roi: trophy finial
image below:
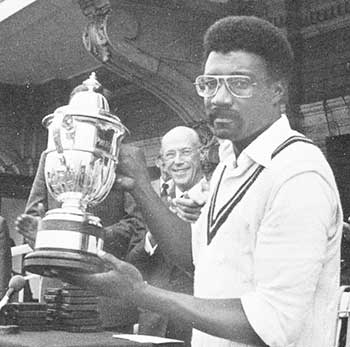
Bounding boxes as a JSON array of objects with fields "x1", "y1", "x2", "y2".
[
  {"x1": 69, "y1": 72, "x2": 109, "y2": 112},
  {"x1": 83, "y1": 72, "x2": 102, "y2": 92}
]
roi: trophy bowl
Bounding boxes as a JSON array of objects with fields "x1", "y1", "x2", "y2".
[{"x1": 24, "y1": 73, "x2": 128, "y2": 277}]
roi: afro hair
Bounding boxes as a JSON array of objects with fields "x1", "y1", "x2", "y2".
[{"x1": 203, "y1": 16, "x2": 294, "y2": 81}]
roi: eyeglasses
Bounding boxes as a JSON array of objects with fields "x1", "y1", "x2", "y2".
[
  {"x1": 163, "y1": 148, "x2": 198, "y2": 162},
  {"x1": 194, "y1": 75, "x2": 258, "y2": 98}
]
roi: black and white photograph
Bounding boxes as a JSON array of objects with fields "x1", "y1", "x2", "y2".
[{"x1": 0, "y1": 1, "x2": 350, "y2": 346}]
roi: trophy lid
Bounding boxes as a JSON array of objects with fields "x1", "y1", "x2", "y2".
[
  {"x1": 43, "y1": 73, "x2": 127, "y2": 132},
  {"x1": 68, "y1": 72, "x2": 109, "y2": 112}
]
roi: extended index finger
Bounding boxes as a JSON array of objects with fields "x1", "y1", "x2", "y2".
[{"x1": 174, "y1": 197, "x2": 202, "y2": 208}]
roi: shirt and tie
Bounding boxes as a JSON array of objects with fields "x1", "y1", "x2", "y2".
[{"x1": 160, "y1": 182, "x2": 170, "y2": 200}]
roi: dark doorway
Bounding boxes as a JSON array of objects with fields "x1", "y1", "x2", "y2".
[{"x1": 326, "y1": 134, "x2": 350, "y2": 220}]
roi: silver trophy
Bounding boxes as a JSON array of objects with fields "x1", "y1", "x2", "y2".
[{"x1": 24, "y1": 73, "x2": 128, "y2": 276}]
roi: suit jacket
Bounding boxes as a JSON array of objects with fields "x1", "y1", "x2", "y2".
[
  {"x1": 126, "y1": 180, "x2": 193, "y2": 345},
  {"x1": 0, "y1": 216, "x2": 12, "y2": 300},
  {"x1": 150, "y1": 178, "x2": 161, "y2": 196},
  {"x1": 25, "y1": 152, "x2": 147, "y2": 329}
]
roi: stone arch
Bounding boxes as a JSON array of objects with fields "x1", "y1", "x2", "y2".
[{"x1": 81, "y1": 1, "x2": 212, "y2": 124}]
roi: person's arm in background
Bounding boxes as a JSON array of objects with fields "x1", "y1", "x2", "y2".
[
  {"x1": 24, "y1": 151, "x2": 59, "y2": 215},
  {"x1": 126, "y1": 229, "x2": 167, "y2": 280},
  {"x1": 15, "y1": 152, "x2": 52, "y2": 247},
  {"x1": 0, "y1": 217, "x2": 12, "y2": 298},
  {"x1": 103, "y1": 191, "x2": 147, "y2": 262},
  {"x1": 24, "y1": 152, "x2": 49, "y2": 216},
  {"x1": 122, "y1": 188, "x2": 172, "y2": 278},
  {"x1": 102, "y1": 188, "x2": 163, "y2": 283}
]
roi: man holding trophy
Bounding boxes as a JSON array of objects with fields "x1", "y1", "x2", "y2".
[
  {"x1": 15, "y1": 14, "x2": 343, "y2": 347},
  {"x1": 56, "y1": 15, "x2": 342, "y2": 347}
]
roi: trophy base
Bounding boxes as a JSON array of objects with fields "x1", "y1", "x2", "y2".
[
  {"x1": 23, "y1": 209, "x2": 105, "y2": 278},
  {"x1": 24, "y1": 249, "x2": 104, "y2": 277}
]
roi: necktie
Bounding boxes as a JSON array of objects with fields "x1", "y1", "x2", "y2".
[{"x1": 160, "y1": 182, "x2": 169, "y2": 200}]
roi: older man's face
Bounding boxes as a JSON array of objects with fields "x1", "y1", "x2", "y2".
[{"x1": 162, "y1": 133, "x2": 202, "y2": 192}]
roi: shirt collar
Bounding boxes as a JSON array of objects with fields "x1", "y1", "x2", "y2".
[
  {"x1": 242, "y1": 115, "x2": 295, "y2": 168},
  {"x1": 175, "y1": 185, "x2": 183, "y2": 198},
  {"x1": 218, "y1": 139, "x2": 237, "y2": 170}
]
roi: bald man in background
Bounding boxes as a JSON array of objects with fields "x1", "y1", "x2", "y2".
[{"x1": 127, "y1": 126, "x2": 207, "y2": 346}]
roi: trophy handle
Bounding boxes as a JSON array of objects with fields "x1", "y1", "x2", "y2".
[{"x1": 52, "y1": 111, "x2": 76, "y2": 166}]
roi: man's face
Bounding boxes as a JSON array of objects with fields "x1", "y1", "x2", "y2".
[
  {"x1": 162, "y1": 133, "x2": 202, "y2": 192},
  {"x1": 203, "y1": 50, "x2": 281, "y2": 144}
]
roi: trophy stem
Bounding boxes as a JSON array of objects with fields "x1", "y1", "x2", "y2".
[{"x1": 59, "y1": 192, "x2": 88, "y2": 212}]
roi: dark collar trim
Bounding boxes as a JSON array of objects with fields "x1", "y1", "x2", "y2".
[{"x1": 206, "y1": 135, "x2": 314, "y2": 246}]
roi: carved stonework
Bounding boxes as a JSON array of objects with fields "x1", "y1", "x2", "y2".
[
  {"x1": 83, "y1": 16, "x2": 111, "y2": 63},
  {"x1": 80, "y1": 0, "x2": 112, "y2": 63},
  {"x1": 264, "y1": 0, "x2": 350, "y2": 35},
  {"x1": 78, "y1": 0, "x2": 204, "y2": 124},
  {"x1": 78, "y1": 0, "x2": 111, "y2": 19},
  {"x1": 112, "y1": 9, "x2": 139, "y2": 40},
  {"x1": 301, "y1": 1, "x2": 350, "y2": 27}
]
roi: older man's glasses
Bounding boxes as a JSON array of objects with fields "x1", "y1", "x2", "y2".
[
  {"x1": 194, "y1": 75, "x2": 258, "y2": 98},
  {"x1": 163, "y1": 148, "x2": 197, "y2": 162}
]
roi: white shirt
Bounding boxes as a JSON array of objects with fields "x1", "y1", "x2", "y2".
[
  {"x1": 191, "y1": 116, "x2": 343, "y2": 347},
  {"x1": 217, "y1": 138, "x2": 234, "y2": 162}
]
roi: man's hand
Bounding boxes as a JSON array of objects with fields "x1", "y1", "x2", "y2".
[
  {"x1": 172, "y1": 196, "x2": 203, "y2": 223},
  {"x1": 15, "y1": 203, "x2": 45, "y2": 249},
  {"x1": 115, "y1": 144, "x2": 152, "y2": 191},
  {"x1": 15, "y1": 214, "x2": 38, "y2": 249},
  {"x1": 171, "y1": 178, "x2": 209, "y2": 223},
  {"x1": 59, "y1": 250, "x2": 146, "y2": 302}
]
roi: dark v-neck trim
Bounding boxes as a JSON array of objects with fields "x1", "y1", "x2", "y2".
[{"x1": 207, "y1": 135, "x2": 314, "y2": 245}]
